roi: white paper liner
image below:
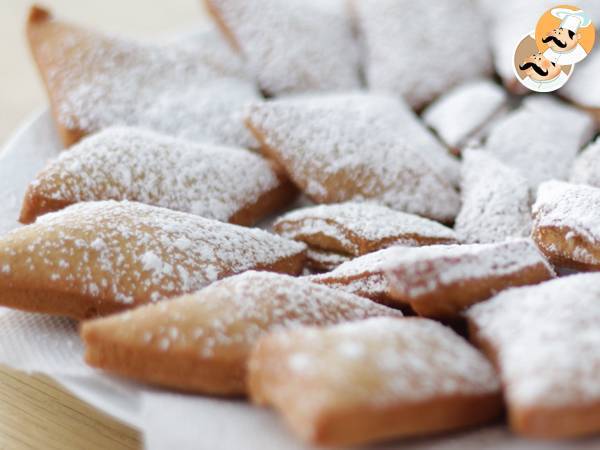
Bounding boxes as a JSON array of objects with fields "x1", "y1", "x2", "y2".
[{"x1": 141, "y1": 390, "x2": 600, "y2": 450}]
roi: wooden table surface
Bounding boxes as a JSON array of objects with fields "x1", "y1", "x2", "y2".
[{"x1": 1, "y1": 1, "x2": 206, "y2": 448}]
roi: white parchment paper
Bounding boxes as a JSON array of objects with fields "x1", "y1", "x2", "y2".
[{"x1": 1, "y1": 110, "x2": 598, "y2": 449}]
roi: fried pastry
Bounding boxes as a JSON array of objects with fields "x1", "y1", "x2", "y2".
[
  {"x1": 248, "y1": 317, "x2": 502, "y2": 447},
  {"x1": 0, "y1": 201, "x2": 306, "y2": 319},
  {"x1": 308, "y1": 247, "x2": 404, "y2": 306},
  {"x1": 484, "y1": 96, "x2": 596, "y2": 188},
  {"x1": 81, "y1": 271, "x2": 401, "y2": 394},
  {"x1": 570, "y1": 139, "x2": 600, "y2": 188},
  {"x1": 467, "y1": 274, "x2": 600, "y2": 439},
  {"x1": 455, "y1": 150, "x2": 532, "y2": 244},
  {"x1": 532, "y1": 180, "x2": 600, "y2": 271},
  {"x1": 384, "y1": 239, "x2": 554, "y2": 320},
  {"x1": 27, "y1": 6, "x2": 258, "y2": 147},
  {"x1": 304, "y1": 249, "x2": 350, "y2": 273},
  {"x1": 353, "y1": 0, "x2": 492, "y2": 109},
  {"x1": 205, "y1": 0, "x2": 360, "y2": 96},
  {"x1": 422, "y1": 79, "x2": 508, "y2": 154},
  {"x1": 246, "y1": 94, "x2": 461, "y2": 222},
  {"x1": 273, "y1": 202, "x2": 457, "y2": 257},
  {"x1": 20, "y1": 127, "x2": 296, "y2": 226}
]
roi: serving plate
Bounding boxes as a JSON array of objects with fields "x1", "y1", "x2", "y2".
[{"x1": 0, "y1": 109, "x2": 143, "y2": 429}]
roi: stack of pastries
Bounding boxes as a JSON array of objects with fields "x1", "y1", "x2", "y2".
[{"x1": 4, "y1": 1, "x2": 600, "y2": 446}]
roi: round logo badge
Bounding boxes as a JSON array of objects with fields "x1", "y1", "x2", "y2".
[{"x1": 513, "y1": 5, "x2": 595, "y2": 93}]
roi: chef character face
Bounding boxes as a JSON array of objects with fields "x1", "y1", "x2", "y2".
[
  {"x1": 542, "y1": 27, "x2": 581, "y2": 52},
  {"x1": 518, "y1": 53, "x2": 561, "y2": 81}
]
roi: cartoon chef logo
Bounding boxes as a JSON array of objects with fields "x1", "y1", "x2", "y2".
[
  {"x1": 539, "y1": 7, "x2": 595, "y2": 65},
  {"x1": 513, "y1": 5, "x2": 595, "y2": 93}
]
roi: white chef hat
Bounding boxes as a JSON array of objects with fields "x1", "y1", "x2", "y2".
[{"x1": 551, "y1": 8, "x2": 592, "y2": 33}]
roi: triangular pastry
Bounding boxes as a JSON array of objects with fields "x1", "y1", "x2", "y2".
[
  {"x1": 248, "y1": 317, "x2": 502, "y2": 447},
  {"x1": 308, "y1": 247, "x2": 404, "y2": 306},
  {"x1": 467, "y1": 274, "x2": 600, "y2": 438},
  {"x1": 27, "y1": 6, "x2": 258, "y2": 147},
  {"x1": 422, "y1": 79, "x2": 508, "y2": 154},
  {"x1": 81, "y1": 271, "x2": 401, "y2": 394},
  {"x1": 205, "y1": 0, "x2": 360, "y2": 96},
  {"x1": 570, "y1": 139, "x2": 600, "y2": 188},
  {"x1": 384, "y1": 239, "x2": 554, "y2": 319},
  {"x1": 304, "y1": 249, "x2": 351, "y2": 273},
  {"x1": 532, "y1": 180, "x2": 600, "y2": 271},
  {"x1": 246, "y1": 94, "x2": 461, "y2": 222},
  {"x1": 454, "y1": 150, "x2": 532, "y2": 244},
  {"x1": 353, "y1": 0, "x2": 493, "y2": 108},
  {"x1": 484, "y1": 96, "x2": 596, "y2": 188},
  {"x1": 0, "y1": 201, "x2": 306, "y2": 319},
  {"x1": 20, "y1": 127, "x2": 297, "y2": 226},
  {"x1": 273, "y1": 202, "x2": 457, "y2": 257}
]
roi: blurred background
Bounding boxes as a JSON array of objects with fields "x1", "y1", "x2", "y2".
[{"x1": 1, "y1": 0, "x2": 205, "y2": 144}]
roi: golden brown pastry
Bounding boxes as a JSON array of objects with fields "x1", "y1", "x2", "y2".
[
  {"x1": 81, "y1": 271, "x2": 402, "y2": 394},
  {"x1": 385, "y1": 239, "x2": 555, "y2": 320},
  {"x1": 246, "y1": 93, "x2": 460, "y2": 222},
  {"x1": 273, "y1": 202, "x2": 457, "y2": 257},
  {"x1": 467, "y1": 274, "x2": 600, "y2": 439},
  {"x1": 27, "y1": 6, "x2": 258, "y2": 147},
  {"x1": 308, "y1": 247, "x2": 403, "y2": 306},
  {"x1": 248, "y1": 317, "x2": 502, "y2": 447},
  {"x1": 0, "y1": 201, "x2": 305, "y2": 319},
  {"x1": 20, "y1": 127, "x2": 296, "y2": 226},
  {"x1": 532, "y1": 180, "x2": 600, "y2": 271}
]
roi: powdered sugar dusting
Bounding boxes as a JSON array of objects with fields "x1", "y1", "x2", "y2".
[
  {"x1": 384, "y1": 239, "x2": 553, "y2": 299},
  {"x1": 484, "y1": 96, "x2": 596, "y2": 188},
  {"x1": 274, "y1": 202, "x2": 457, "y2": 255},
  {"x1": 570, "y1": 139, "x2": 600, "y2": 188},
  {"x1": 305, "y1": 249, "x2": 350, "y2": 272},
  {"x1": 247, "y1": 93, "x2": 460, "y2": 222},
  {"x1": 422, "y1": 79, "x2": 507, "y2": 150},
  {"x1": 532, "y1": 181, "x2": 600, "y2": 265},
  {"x1": 90, "y1": 271, "x2": 401, "y2": 357},
  {"x1": 455, "y1": 150, "x2": 532, "y2": 244},
  {"x1": 207, "y1": 0, "x2": 360, "y2": 95},
  {"x1": 34, "y1": 17, "x2": 258, "y2": 147},
  {"x1": 467, "y1": 273, "x2": 600, "y2": 407},
  {"x1": 354, "y1": 0, "x2": 492, "y2": 108},
  {"x1": 0, "y1": 201, "x2": 306, "y2": 307},
  {"x1": 308, "y1": 246, "x2": 404, "y2": 299},
  {"x1": 28, "y1": 127, "x2": 282, "y2": 222},
  {"x1": 256, "y1": 317, "x2": 499, "y2": 406}
]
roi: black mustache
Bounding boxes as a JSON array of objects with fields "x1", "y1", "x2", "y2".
[
  {"x1": 542, "y1": 35, "x2": 567, "y2": 48},
  {"x1": 519, "y1": 62, "x2": 549, "y2": 76}
]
